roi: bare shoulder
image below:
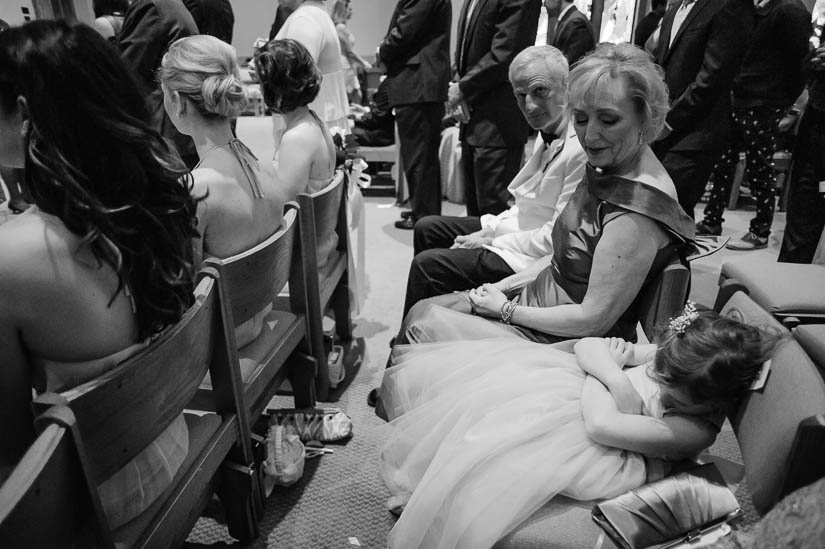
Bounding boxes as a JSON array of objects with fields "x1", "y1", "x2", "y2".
[
  {"x1": 281, "y1": 119, "x2": 324, "y2": 152},
  {"x1": 602, "y1": 212, "x2": 670, "y2": 250}
]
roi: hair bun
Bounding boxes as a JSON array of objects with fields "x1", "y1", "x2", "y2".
[{"x1": 201, "y1": 73, "x2": 247, "y2": 118}]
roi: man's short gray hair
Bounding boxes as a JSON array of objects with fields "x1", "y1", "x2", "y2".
[{"x1": 509, "y1": 45, "x2": 569, "y2": 86}]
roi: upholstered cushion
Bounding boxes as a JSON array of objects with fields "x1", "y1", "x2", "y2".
[
  {"x1": 493, "y1": 496, "x2": 617, "y2": 549},
  {"x1": 721, "y1": 292, "x2": 825, "y2": 515},
  {"x1": 721, "y1": 258, "x2": 825, "y2": 316},
  {"x1": 794, "y1": 325, "x2": 825, "y2": 373},
  {"x1": 113, "y1": 413, "x2": 222, "y2": 546}
]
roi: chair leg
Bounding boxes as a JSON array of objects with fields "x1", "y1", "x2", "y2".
[
  {"x1": 332, "y1": 281, "x2": 353, "y2": 341},
  {"x1": 217, "y1": 460, "x2": 260, "y2": 543},
  {"x1": 288, "y1": 352, "x2": 317, "y2": 409}
]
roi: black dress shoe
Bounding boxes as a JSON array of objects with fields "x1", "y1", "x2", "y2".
[
  {"x1": 400, "y1": 209, "x2": 414, "y2": 220},
  {"x1": 695, "y1": 220, "x2": 722, "y2": 236},
  {"x1": 394, "y1": 217, "x2": 416, "y2": 230},
  {"x1": 367, "y1": 388, "x2": 379, "y2": 407}
]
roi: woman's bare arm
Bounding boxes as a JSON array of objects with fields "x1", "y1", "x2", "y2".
[
  {"x1": 274, "y1": 124, "x2": 317, "y2": 200},
  {"x1": 581, "y1": 377, "x2": 717, "y2": 460},
  {"x1": 470, "y1": 213, "x2": 670, "y2": 336}
]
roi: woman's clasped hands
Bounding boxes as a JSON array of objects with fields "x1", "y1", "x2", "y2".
[{"x1": 468, "y1": 283, "x2": 508, "y2": 317}]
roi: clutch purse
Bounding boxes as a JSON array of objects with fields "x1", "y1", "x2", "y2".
[{"x1": 592, "y1": 463, "x2": 741, "y2": 549}]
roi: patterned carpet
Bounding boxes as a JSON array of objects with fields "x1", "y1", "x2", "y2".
[{"x1": 183, "y1": 197, "x2": 779, "y2": 548}]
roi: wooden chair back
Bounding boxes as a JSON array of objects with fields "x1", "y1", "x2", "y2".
[
  {"x1": 721, "y1": 291, "x2": 825, "y2": 515},
  {"x1": 32, "y1": 277, "x2": 220, "y2": 486},
  {"x1": 636, "y1": 253, "x2": 691, "y2": 341},
  {"x1": 0, "y1": 405, "x2": 113, "y2": 549},
  {"x1": 203, "y1": 205, "x2": 306, "y2": 328},
  {"x1": 298, "y1": 170, "x2": 348, "y2": 263}
]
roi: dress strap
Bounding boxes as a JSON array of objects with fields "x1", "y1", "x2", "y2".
[
  {"x1": 227, "y1": 138, "x2": 265, "y2": 199},
  {"x1": 308, "y1": 109, "x2": 338, "y2": 173}
]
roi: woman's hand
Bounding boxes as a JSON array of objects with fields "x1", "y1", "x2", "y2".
[
  {"x1": 468, "y1": 283, "x2": 508, "y2": 318},
  {"x1": 606, "y1": 337, "x2": 633, "y2": 368}
]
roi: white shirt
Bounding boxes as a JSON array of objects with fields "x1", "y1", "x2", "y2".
[
  {"x1": 670, "y1": 0, "x2": 697, "y2": 47},
  {"x1": 479, "y1": 124, "x2": 586, "y2": 272}
]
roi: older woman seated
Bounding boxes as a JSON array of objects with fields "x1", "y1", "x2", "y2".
[
  {"x1": 0, "y1": 20, "x2": 199, "y2": 528},
  {"x1": 160, "y1": 35, "x2": 287, "y2": 261},
  {"x1": 396, "y1": 42, "x2": 694, "y2": 347}
]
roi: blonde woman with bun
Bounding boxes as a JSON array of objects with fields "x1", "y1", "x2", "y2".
[{"x1": 161, "y1": 35, "x2": 287, "y2": 262}]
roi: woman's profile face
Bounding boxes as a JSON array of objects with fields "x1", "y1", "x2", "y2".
[{"x1": 571, "y1": 76, "x2": 645, "y2": 174}]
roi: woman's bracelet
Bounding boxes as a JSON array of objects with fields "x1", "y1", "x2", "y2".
[{"x1": 500, "y1": 299, "x2": 517, "y2": 324}]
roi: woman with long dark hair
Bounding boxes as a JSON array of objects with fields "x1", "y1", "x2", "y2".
[{"x1": 0, "y1": 20, "x2": 199, "y2": 528}]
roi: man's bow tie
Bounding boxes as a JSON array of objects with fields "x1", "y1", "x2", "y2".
[{"x1": 541, "y1": 131, "x2": 558, "y2": 145}]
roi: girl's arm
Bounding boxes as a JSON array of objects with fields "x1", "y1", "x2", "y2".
[
  {"x1": 470, "y1": 213, "x2": 670, "y2": 337},
  {"x1": 581, "y1": 377, "x2": 717, "y2": 461},
  {"x1": 574, "y1": 338, "x2": 644, "y2": 415}
]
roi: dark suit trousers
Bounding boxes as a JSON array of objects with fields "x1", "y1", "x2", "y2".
[
  {"x1": 396, "y1": 103, "x2": 445, "y2": 219},
  {"x1": 461, "y1": 143, "x2": 523, "y2": 216},
  {"x1": 779, "y1": 107, "x2": 825, "y2": 263},
  {"x1": 653, "y1": 143, "x2": 722, "y2": 218},
  {"x1": 404, "y1": 215, "x2": 513, "y2": 315}
]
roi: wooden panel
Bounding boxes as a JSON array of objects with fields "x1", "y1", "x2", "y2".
[
  {"x1": 34, "y1": 278, "x2": 217, "y2": 484},
  {"x1": 208, "y1": 206, "x2": 298, "y2": 326}
]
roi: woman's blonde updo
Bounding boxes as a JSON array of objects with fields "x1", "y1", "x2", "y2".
[
  {"x1": 161, "y1": 35, "x2": 247, "y2": 119},
  {"x1": 568, "y1": 43, "x2": 669, "y2": 144}
]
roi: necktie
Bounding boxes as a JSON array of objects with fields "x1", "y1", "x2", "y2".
[{"x1": 459, "y1": 0, "x2": 479, "y2": 72}]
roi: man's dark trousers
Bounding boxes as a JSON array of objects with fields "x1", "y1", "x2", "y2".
[
  {"x1": 404, "y1": 215, "x2": 514, "y2": 315},
  {"x1": 396, "y1": 102, "x2": 445, "y2": 219}
]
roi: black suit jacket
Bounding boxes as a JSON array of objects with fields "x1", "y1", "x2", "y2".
[
  {"x1": 120, "y1": 0, "x2": 198, "y2": 163},
  {"x1": 182, "y1": 0, "x2": 234, "y2": 44},
  {"x1": 552, "y1": 6, "x2": 595, "y2": 65},
  {"x1": 654, "y1": 0, "x2": 754, "y2": 152},
  {"x1": 455, "y1": 0, "x2": 541, "y2": 148},
  {"x1": 378, "y1": 0, "x2": 452, "y2": 106}
]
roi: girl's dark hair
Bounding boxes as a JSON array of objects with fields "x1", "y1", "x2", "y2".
[
  {"x1": 254, "y1": 38, "x2": 321, "y2": 113},
  {"x1": 0, "y1": 20, "x2": 199, "y2": 339},
  {"x1": 651, "y1": 310, "x2": 786, "y2": 410}
]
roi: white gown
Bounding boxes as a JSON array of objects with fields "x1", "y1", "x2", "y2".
[{"x1": 378, "y1": 338, "x2": 667, "y2": 549}]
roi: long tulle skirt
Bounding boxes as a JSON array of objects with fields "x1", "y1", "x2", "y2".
[{"x1": 379, "y1": 338, "x2": 653, "y2": 549}]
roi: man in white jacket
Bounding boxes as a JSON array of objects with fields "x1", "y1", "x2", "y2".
[{"x1": 403, "y1": 45, "x2": 586, "y2": 315}]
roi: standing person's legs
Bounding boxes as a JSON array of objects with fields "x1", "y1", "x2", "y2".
[
  {"x1": 472, "y1": 146, "x2": 523, "y2": 216},
  {"x1": 702, "y1": 111, "x2": 744, "y2": 230},
  {"x1": 461, "y1": 142, "x2": 480, "y2": 216},
  {"x1": 395, "y1": 102, "x2": 445, "y2": 221},
  {"x1": 779, "y1": 107, "x2": 825, "y2": 263},
  {"x1": 403, "y1": 247, "x2": 514, "y2": 315},
  {"x1": 657, "y1": 148, "x2": 720, "y2": 218},
  {"x1": 742, "y1": 106, "x2": 786, "y2": 238},
  {"x1": 413, "y1": 215, "x2": 482, "y2": 255}
]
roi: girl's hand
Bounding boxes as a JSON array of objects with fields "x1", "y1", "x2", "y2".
[
  {"x1": 468, "y1": 284, "x2": 508, "y2": 318},
  {"x1": 607, "y1": 337, "x2": 633, "y2": 368}
]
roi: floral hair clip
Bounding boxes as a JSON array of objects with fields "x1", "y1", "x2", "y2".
[{"x1": 669, "y1": 301, "x2": 699, "y2": 336}]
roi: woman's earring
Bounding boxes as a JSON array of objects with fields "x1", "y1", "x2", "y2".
[
  {"x1": 177, "y1": 110, "x2": 184, "y2": 119},
  {"x1": 21, "y1": 120, "x2": 29, "y2": 135},
  {"x1": 638, "y1": 132, "x2": 644, "y2": 145}
]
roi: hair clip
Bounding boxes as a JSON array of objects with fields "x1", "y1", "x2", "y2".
[{"x1": 669, "y1": 301, "x2": 698, "y2": 336}]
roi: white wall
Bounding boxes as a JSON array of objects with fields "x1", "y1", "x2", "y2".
[{"x1": 230, "y1": 0, "x2": 277, "y2": 59}]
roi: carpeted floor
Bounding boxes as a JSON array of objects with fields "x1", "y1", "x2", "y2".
[{"x1": 183, "y1": 194, "x2": 783, "y2": 548}]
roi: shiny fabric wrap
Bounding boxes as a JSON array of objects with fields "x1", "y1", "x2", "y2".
[{"x1": 592, "y1": 463, "x2": 741, "y2": 549}]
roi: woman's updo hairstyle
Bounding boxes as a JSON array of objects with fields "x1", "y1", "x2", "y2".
[
  {"x1": 254, "y1": 38, "x2": 321, "y2": 113},
  {"x1": 161, "y1": 35, "x2": 247, "y2": 119},
  {"x1": 568, "y1": 43, "x2": 669, "y2": 144},
  {"x1": 651, "y1": 310, "x2": 785, "y2": 410}
]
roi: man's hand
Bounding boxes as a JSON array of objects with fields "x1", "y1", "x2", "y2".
[
  {"x1": 451, "y1": 228, "x2": 494, "y2": 249},
  {"x1": 448, "y1": 81, "x2": 462, "y2": 108},
  {"x1": 811, "y1": 46, "x2": 825, "y2": 71},
  {"x1": 468, "y1": 284, "x2": 508, "y2": 318}
]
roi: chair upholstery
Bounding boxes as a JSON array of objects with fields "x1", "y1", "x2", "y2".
[
  {"x1": 636, "y1": 254, "x2": 691, "y2": 341},
  {"x1": 715, "y1": 257, "x2": 825, "y2": 325},
  {"x1": 30, "y1": 277, "x2": 259, "y2": 546},
  {"x1": 720, "y1": 292, "x2": 825, "y2": 515},
  {"x1": 794, "y1": 325, "x2": 825, "y2": 374}
]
